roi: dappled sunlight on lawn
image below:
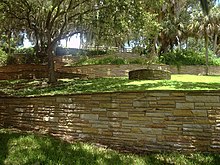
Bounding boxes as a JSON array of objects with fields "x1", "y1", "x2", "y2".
[{"x1": 1, "y1": 75, "x2": 220, "y2": 96}]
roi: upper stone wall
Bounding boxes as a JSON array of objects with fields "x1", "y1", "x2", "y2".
[{"x1": 1, "y1": 64, "x2": 220, "y2": 80}]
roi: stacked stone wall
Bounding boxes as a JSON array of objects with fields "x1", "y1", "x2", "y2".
[
  {"x1": 58, "y1": 65, "x2": 220, "y2": 78},
  {"x1": 1, "y1": 91, "x2": 220, "y2": 152},
  {"x1": 1, "y1": 64, "x2": 220, "y2": 80}
]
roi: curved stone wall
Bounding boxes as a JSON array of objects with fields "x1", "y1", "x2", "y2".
[{"x1": 129, "y1": 69, "x2": 171, "y2": 80}]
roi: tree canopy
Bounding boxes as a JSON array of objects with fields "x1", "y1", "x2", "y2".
[{"x1": 0, "y1": 0, "x2": 220, "y2": 81}]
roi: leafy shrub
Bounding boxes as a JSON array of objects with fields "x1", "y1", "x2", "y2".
[
  {"x1": 75, "y1": 56, "x2": 93, "y2": 65},
  {"x1": 0, "y1": 48, "x2": 8, "y2": 66},
  {"x1": 6, "y1": 55, "x2": 17, "y2": 65},
  {"x1": 128, "y1": 58, "x2": 151, "y2": 65},
  {"x1": 15, "y1": 47, "x2": 35, "y2": 55},
  {"x1": 74, "y1": 56, "x2": 129, "y2": 66},
  {"x1": 211, "y1": 58, "x2": 220, "y2": 66},
  {"x1": 132, "y1": 46, "x2": 145, "y2": 54},
  {"x1": 14, "y1": 47, "x2": 39, "y2": 64},
  {"x1": 72, "y1": 55, "x2": 154, "y2": 66},
  {"x1": 86, "y1": 50, "x2": 107, "y2": 56},
  {"x1": 159, "y1": 49, "x2": 220, "y2": 66},
  {"x1": 96, "y1": 56, "x2": 127, "y2": 65}
]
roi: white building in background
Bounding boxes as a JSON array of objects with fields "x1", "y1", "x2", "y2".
[{"x1": 60, "y1": 34, "x2": 81, "y2": 49}]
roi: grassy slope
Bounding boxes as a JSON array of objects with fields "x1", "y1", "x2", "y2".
[
  {"x1": 0, "y1": 128, "x2": 220, "y2": 165},
  {"x1": 1, "y1": 75, "x2": 220, "y2": 96}
]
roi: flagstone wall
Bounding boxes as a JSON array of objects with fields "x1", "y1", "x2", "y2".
[{"x1": 1, "y1": 91, "x2": 220, "y2": 152}]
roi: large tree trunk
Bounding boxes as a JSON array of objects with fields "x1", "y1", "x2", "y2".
[
  {"x1": 150, "y1": 35, "x2": 158, "y2": 59},
  {"x1": 213, "y1": 33, "x2": 218, "y2": 54},
  {"x1": 7, "y1": 32, "x2": 12, "y2": 56},
  {"x1": 47, "y1": 45, "x2": 57, "y2": 84},
  {"x1": 48, "y1": 51, "x2": 56, "y2": 84},
  {"x1": 205, "y1": 27, "x2": 209, "y2": 75}
]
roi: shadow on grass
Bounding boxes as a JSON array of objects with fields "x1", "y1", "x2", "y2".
[
  {"x1": 0, "y1": 128, "x2": 138, "y2": 165},
  {"x1": 1, "y1": 128, "x2": 220, "y2": 165},
  {"x1": 0, "y1": 129, "x2": 22, "y2": 165},
  {"x1": 2, "y1": 78, "x2": 220, "y2": 96}
]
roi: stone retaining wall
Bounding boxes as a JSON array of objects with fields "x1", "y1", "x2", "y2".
[
  {"x1": 170, "y1": 65, "x2": 220, "y2": 75},
  {"x1": 58, "y1": 65, "x2": 220, "y2": 78},
  {"x1": 1, "y1": 91, "x2": 220, "y2": 152},
  {"x1": 1, "y1": 64, "x2": 220, "y2": 80},
  {"x1": 58, "y1": 64, "x2": 169, "y2": 78},
  {"x1": 0, "y1": 64, "x2": 87, "y2": 80},
  {"x1": 0, "y1": 64, "x2": 48, "y2": 80}
]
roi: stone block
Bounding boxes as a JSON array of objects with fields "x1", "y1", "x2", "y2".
[
  {"x1": 157, "y1": 101, "x2": 175, "y2": 105},
  {"x1": 173, "y1": 110, "x2": 193, "y2": 116},
  {"x1": 109, "y1": 122, "x2": 121, "y2": 128},
  {"x1": 92, "y1": 122, "x2": 108, "y2": 129},
  {"x1": 205, "y1": 103, "x2": 220, "y2": 107},
  {"x1": 59, "y1": 103, "x2": 76, "y2": 109},
  {"x1": 145, "y1": 112, "x2": 164, "y2": 117},
  {"x1": 192, "y1": 110, "x2": 207, "y2": 117},
  {"x1": 43, "y1": 116, "x2": 59, "y2": 122},
  {"x1": 56, "y1": 97, "x2": 73, "y2": 103},
  {"x1": 176, "y1": 103, "x2": 194, "y2": 109},
  {"x1": 171, "y1": 92, "x2": 186, "y2": 96},
  {"x1": 195, "y1": 103, "x2": 205, "y2": 107},
  {"x1": 67, "y1": 114, "x2": 79, "y2": 118},
  {"x1": 83, "y1": 128, "x2": 98, "y2": 134},
  {"x1": 128, "y1": 113, "x2": 145, "y2": 117},
  {"x1": 80, "y1": 114, "x2": 99, "y2": 120},
  {"x1": 129, "y1": 116, "x2": 151, "y2": 121},
  {"x1": 131, "y1": 128, "x2": 141, "y2": 133},
  {"x1": 122, "y1": 121, "x2": 146, "y2": 127},
  {"x1": 107, "y1": 112, "x2": 128, "y2": 118},
  {"x1": 186, "y1": 96, "x2": 219, "y2": 103},
  {"x1": 140, "y1": 128, "x2": 162, "y2": 135},
  {"x1": 100, "y1": 103, "x2": 118, "y2": 108},
  {"x1": 149, "y1": 93, "x2": 170, "y2": 97},
  {"x1": 14, "y1": 108, "x2": 24, "y2": 112},
  {"x1": 92, "y1": 108, "x2": 107, "y2": 112},
  {"x1": 133, "y1": 100, "x2": 148, "y2": 107}
]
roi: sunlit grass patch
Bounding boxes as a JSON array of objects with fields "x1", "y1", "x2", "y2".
[{"x1": 171, "y1": 74, "x2": 220, "y2": 83}]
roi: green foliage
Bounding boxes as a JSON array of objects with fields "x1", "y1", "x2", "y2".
[
  {"x1": 15, "y1": 47, "x2": 35, "y2": 55},
  {"x1": 74, "y1": 56, "x2": 128, "y2": 66},
  {"x1": 132, "y1": 46, "x2": 145, "y2": 54},
  {"x1": 97, "y1": 56, "x2": 127, "y2": 65},
  {"x1": 4, "y1": 47, "x2": 42, "y2": 65},
  {"x1": 0, "y1": 48, "x2": 7, "y2": 66},
  {"x1": 160, "y1": 49, "x2": 220, "y2": 66},
  {"x1": 73, "y1": 55, "x2": 153, "y2": 66},
  {"x1": 5, "y1": 55, "x2": 17, "y2": 65},
  {"x1": 86, "y1": 50, "x2": 107, "y2": 56},
  {"x1": 14, "y1": 47, "x2": 38, "y2": 64},
  {"x1": 128, "y1": 58, "x2": 151, "y2": 65}
]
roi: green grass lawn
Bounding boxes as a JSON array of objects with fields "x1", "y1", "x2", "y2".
[
  {"x1": 0, "y1": 128, "x2": 219, "y2": 165},
  {"x1": 1, "y1": 75, "x2": 220, "y2": 96}
]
